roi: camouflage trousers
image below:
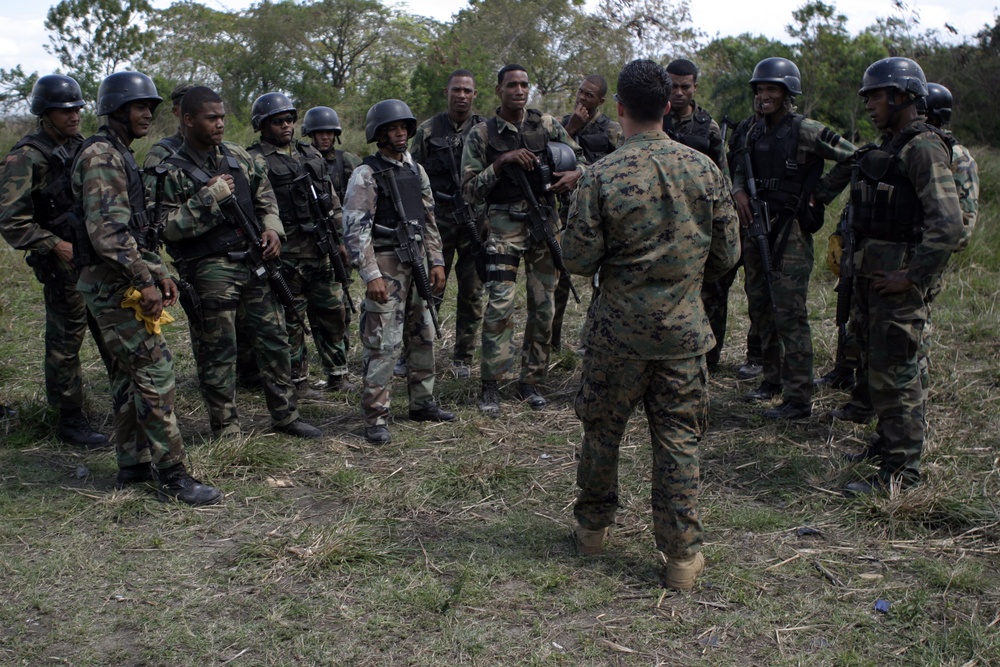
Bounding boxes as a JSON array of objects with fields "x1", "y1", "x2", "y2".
[
  {"x1": 574, "y1": 349, "x2": 707, "y2": 558},
  {"x1": 851, "y1": 241, "x2": 934, "y2": 484},
  {"x1": 481, "y1": 212, "x2": 558, "y2": 384},
  {"x1": 36, "y1": 258, "x2": 113, "y2": 411},
  {"x1": 360, "y1": 251, "x2": 437, "y2": 427},
  {"x1": 282, "y1": 256, "x2": 349, "y2": 382},
  {"x1": 81, "y1": 277, "x2": 185, "y2": 471},
  {"x1": 437, "y1": 217, "x2": 485, "y2": 364},
  {"x1": 744, "y1": 220, "x2": 814, "y2": 403},
  {"x1": 185, "y1": 257, "x2": 299, "y2": 435}
]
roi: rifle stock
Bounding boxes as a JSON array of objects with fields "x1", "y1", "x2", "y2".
[
  {"x1": 741, "y1": 149, "x2": 779, "y2": 313},
  {"x1": 305, "y1": 179, "x2": 357, "y2": 313}
]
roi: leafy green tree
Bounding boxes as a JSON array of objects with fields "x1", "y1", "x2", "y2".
[
  {"x1": 698, "y1": 34, "x2": 793, "y2": 123},
  {"x1": 44, "y1": 0, "x2": 155, "y2": 100},
  {"x1": 0, "y1": 68, "x2": 38, "y2": 116}
]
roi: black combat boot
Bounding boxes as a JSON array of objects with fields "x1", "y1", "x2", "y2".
[
  {"x1": 115, "y1": 463, "x2": 154, "y2": 489},
  {"x1": 155, "y1": 464, "x2": 223, "y2": 506},
  {"x1": 516, "y1": 383, "x2": 547, "y2": 410},
  {"x1": 814, "y1": 365, "x2": 856, "y2": 391},
  {"x1": 479, "y1": 381, "x2": 501, "y2": 416},
  {"x1": 57, "y1": 409, "x2": 109, "y2": 448},
  {"x1": 409, "y1": 402, "x2": 456, "y2": 422}
]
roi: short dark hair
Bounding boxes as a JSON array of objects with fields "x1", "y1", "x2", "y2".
[
  {"x1": 181, "y1": 86, "x2": 223, "y2": 118},
  {"x1": 616, "y1": 60, "x2": 672, "y2": 123},
  {"x1": 447, "y1": 69, "x2": 476, "y2": 87},
  {"x1": 583, "y1": 74, "x2": 608, "y2": 97},
  {"x1": 497, "y1": 64, "x2": 527, "y2": 87},
  {"x1": 666, "y1": 59, "x2": 699, "y2": 81}
]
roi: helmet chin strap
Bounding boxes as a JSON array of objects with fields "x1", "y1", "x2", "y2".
[{"x1": 886, "y1": 89, "x2": 917, "y2": 118}]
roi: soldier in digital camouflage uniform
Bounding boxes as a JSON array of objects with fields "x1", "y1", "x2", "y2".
[
  {"x1": 461, "y1": 64, "x2": 585, "y2": 415},
  {"x1": 343, "y1": 99, "x2": 454, "y2": 445},
  {"x1": 248, "y1": 93, "x2": 353, "y2": 397},
  {"x1": 732, "y1": 57, "x2": 856, "y2": 420},
  {"x1": 0, "y1": 74, "x2": 112, "y2": 447},
  {"x1": 551, "y1": 73, "x2": 621, "y2": 352},
  {"x1": 830, "y1": 58, "x2": 964, "y2": 495},
  {"x1": 410, "y1": 69, "x2": 486, "y2": 378},
  {"x1": 564, "y1": 59, "x2": 740, "y2": 590},
  {"x1": 149, "y1": 86, "x2": 321, "y2": 440},
  {"x1": 662, "y1": 59, "x2": 738, "y2": 371},
  {"x1": 72, "y1": 71, "x2": 220, "y2": 505}
]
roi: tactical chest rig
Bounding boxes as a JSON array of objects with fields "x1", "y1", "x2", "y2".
[
  {"x1": 363, "y1": 152, "x2": 426, "y2": 249},
  {"x1": 325, "y1": 150, "x2": 350, "y2": 203},
  {"x1": 663, "y1": 107, "x2": 713, "y2": 156},
  {"x1": 253, "y1": 141, "x2": 329, "y2": 230},
  {"x1": 165, "y1": 144, "x2": 256, "y2": 260},
  {"x1": 748, "y1": 113, "x2": 824, "y2": 225},
  {"x1": 423, "y1": 112, "x2": 484, "y2": 197},
  {"x1": 851, "y1": 122, "x2": 955, "y2": 244},
  {"x1": 572, "y1": 114, "x2": 615, "y2": 163},
  {"x1": 484, "y1": 109, "x2": 550, "y2": 205},
  {"x1": 13, "y1": 131, "x2": 83, "y2": 237},
  {"x1": 72, "y1": 129, "x2": 156, "y2": 265}
]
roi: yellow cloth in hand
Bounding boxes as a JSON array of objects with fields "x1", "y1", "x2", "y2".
[
  {"x1": 121, "y1": 287, "x2": 175, "y2": 335},
  {"x1": 827, "y1": 233, "x2": 842, "y2": 277}
]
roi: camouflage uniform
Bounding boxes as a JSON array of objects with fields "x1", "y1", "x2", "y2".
[
  {"x1": 247, "y1": 139, "x2": 350, "y2": 386},
  {"x1": 0, "y1": 130, "x2": 114, "y2": 416},
  {"x1": 846, "y1": 122, "x2": 962, "y2": 484},
  {"x1": 460, "y1": 109, "x2": 584, "y2": 385},
  {"x1": 320, "y1": 146, "x2": 363, "y2": 205},
  {"x1": 564, "y1": 129, "x2": 740, "y2": 556},
  {"x1": 733, "y1": 115, "x2": 855, "y2": 405},
  {"x1": 148, "y1": 139, "x2": 302, "y2": 436},
  {"x1": 342, "y1": 151, "x2": 445, "y2": 427},
  {"x1": 72, "y1": 127, "x2": 185, "y2": 470},
  {"x1": 552, "y1": 111, "x2": 620, "y2": 350},
  {"x1": 664, "y1": 102, "x2": 737, "y2": 368},
  {"x1": 411, "y1": 112, "x2": 486, "y2": 365}
]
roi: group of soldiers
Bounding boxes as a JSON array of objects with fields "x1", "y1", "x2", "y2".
[{"x1": 0, "y1": 51, "x2": 977, "y2": 589}]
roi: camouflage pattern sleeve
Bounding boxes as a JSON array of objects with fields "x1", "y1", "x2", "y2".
[
  {"x1": 952, "y1": 143, "x2": 979, "y2": 249},
  {"x1": 814, "y1": 157, "x2": 853, "y2": 205},
  {"x1": 802, "y1": 118, "x2": 856, "y2": 199},
  {"x1": 0, "y1": 144, "x2": 61, "y2": 253},
  {"x1": 72, "y1": 137, "x2": 163, "y2": 285},
  {"x1": 900, "y1": 130, "x2": 963, "y2": 283},
  {"x1": 342, "y1": 163, "x2": 382, "y2": 283},
  {"x1": 544, "y1": 114, "x2": 587, "y2": 168},
  {"x1": 704, "y1": 166, "x2": 741, "y2": 283},
  {"x1": 142, "y1": 141, "x2": 171, "y2": 169},
  {"x1": 460, "y1": 122, "x2": 496, "y2": 205},
  {"x1": 410, "y1": 120, "x2": 431, "y2": 166},
  {"x1": 563, "y1": 169, "x2": 604, "y2": 278},
  {"x1": 417, "y1": 162, "x2": 444, "y2": 267}
]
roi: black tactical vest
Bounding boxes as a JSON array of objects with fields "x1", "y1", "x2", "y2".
[
  {"x1": 76, "y1": 129, "x2": 151, "y2": 249},
  {"x1": 165, "y1": 144, "x2": 256, "y2": 260},
  {"x1": 156, "y1": 133, "x2": 184, "y2": 157},
  {"x1": 423, "y1": 112, "x2": 484, "y2": 197},
  {"x1": 563, "y1": 113, "x2": 614, "y2": 163},
  {"x1": 363, "y1": 153, "x2": 426, "y2": 233},
  {"x1": 851, "y1": 123, "x2": 955, "y2": 244},
  {"x1": 484, "y1": 109, "x2": 549, "y2": 204},
  {"x1": 12, "y1": 131, "x2": 83, "y2": 234},
  {"x1": 252, "y1": 140, "x2": 329, "y2": 225},
  {"x1": 664, "y1": 107, "x2": 712, "y2": 156},
  {"x1": 324, "y1": 149, "x2": 351, "y2": 203},
  {"x1": 748, "y1": 113, "x2": 823, "y2": 213}
]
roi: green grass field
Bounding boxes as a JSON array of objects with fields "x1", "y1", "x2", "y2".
[{"x1": 0, "y1": 140, "x2": 997, "y2": 666}]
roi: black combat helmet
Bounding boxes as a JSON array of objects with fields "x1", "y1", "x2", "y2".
[
  {"x1": 251, "y1": 92, "x2": 296, "y2": 131},
  {"x1": 749, "y1": 57, "x2": 802, "y2": 96},
  {"x1": 364, "y1": 99, "x2": 416, "y2": 143},
  {"x1": 925, "y1": 82, "x2": 953, "y2": 125},
  {"x1": 302, "y1": 106, "x2": 342, "y2": 136},
  {"x1": 857, "y1": 57, "x2": 927, "y2": 98},
  {"x1": 29, "y1": 74, "x2": 85, "y2": 116},
  {"x1": 96, "y1": 71, "x2": 162, "y2": 116}
]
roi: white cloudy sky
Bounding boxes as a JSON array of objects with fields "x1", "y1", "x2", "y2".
[{"x1": 1, "y1": 0, "x2": 996, "y2": 76}]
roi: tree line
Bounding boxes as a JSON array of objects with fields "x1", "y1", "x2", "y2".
[{"x1": 1, "y1": 0, "x2": 997, "y2": 147}]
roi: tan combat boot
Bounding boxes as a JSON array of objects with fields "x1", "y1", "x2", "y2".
[
  {"x1": 573, "y1": 525, "x2": 607, "y2": 555},
  {"x1": 664, "y1": 552, "x2": 705, "y2": 591}
]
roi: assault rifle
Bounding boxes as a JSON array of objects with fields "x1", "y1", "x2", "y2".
[
  {"x1": 433, "y1": 139, "x2": 487, "y2": 283},
  {"x1": 509, "y1": 167, "x2": 580, "y2": 303},
  {"x1": 217, "y1": 194, "x2": 303, "y2": 326},
  {"x1": 146, "y1": 164, "x2": 169, "y2": 253},
  {"x1": 740, "y1": 148, "x2": 778, "y2": 313},
  {"x1": 303, "y1": 177, "x2": 356, "y2": 313},
  {"x1": 372, "y1": 169, "x2": 442, "y2": 338},
  {"x1": 834, "y1": 185, "x2": 856, "y2": 367}
]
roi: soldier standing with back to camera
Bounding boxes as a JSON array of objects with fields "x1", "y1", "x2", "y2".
[
  {"x1": 248, "y1": 93, "x2": 354, "y2": 396},
  {"x1": 152, "y1": 86, "x2": 321, "y2": 440},
  {"x1": 461, "y1": 64, "x2": 585, "y2": 415},
  {"x1": 342, "y1": 99, "x2": 453, "y2": 445},
  {"x1": 410, "y1": 69, "x2": 486, "y2": 378},
  {"x1": 732, "y1": 57, "x2": 855, "y2": 420},
  {"x1": 837, "y1": 58, "x2": 963, "y2": 495},
  {"x1": 72, "y1": 71, "x2": 220, "y2": 504},
  {"x1": 551, "y1": 73, "x2": 621, "y2": 352},
  {"x1": 0, "y1": 74, "x2": 111, "y2": 447}
]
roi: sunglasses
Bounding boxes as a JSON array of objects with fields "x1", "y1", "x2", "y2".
[{"x1": 269, "y1": 116, "x2": 296, "y2": 126}]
